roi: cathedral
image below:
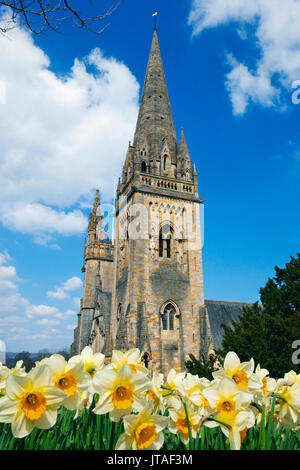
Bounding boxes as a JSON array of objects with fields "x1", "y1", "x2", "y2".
[{"x1": 71, "y1": 29, "x2": 250, "y2": 373}]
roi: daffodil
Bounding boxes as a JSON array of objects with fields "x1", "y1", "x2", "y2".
[
  {"x1": 0, "y1": 364, "x2": 66, "y2": 438},
  {"x1": 93, "y1": 363, "x2": 150, "y2": 422},
  {"x1": 0, "y1": 363, "x2": 9, "y2": 396},
  {"x1": 253, "y1": 364, "x2": 277, "y2": 405},
  {"x1": 69, "y1": 346, "x2": 105, "y2": 393},
  {"x1": 162, "y1": 368, "x2": 185, "y2": 408},
  {"x1": 202, "y1": 376, "x2": 253, "y2": 422},
  {"x1": 46, "y1": 354, "x2": 91, "y2": 410},
  {"x1": 74, "y1": 390, "x2": 94, "y2": 419},
  {"x1": 213, "y1": 352, "x2": 261, "y2": 392},
  {"x1": 107, "y1": 348, "x2": 148, "y2": 375},
  {"x1": 177, "y1": 374, "x2": 211, "y2": 411},
  {"x1": 276, "y1": 382, "x2": 300, "y2": 427},
  {"x1": 0, "y1": 361, "x2": 27, "y2": 397},
  {"x1": 115, "y1": 402, "x2": 169, "y2": 450},
  {"x1": 205, "y1": 409, "x2": 255, "y2": 450},
  {"x1": 284, "y1": 370, "x2": 300, "y2": 387},
  {"x1": 146, "y1": 372, "x2": 165, "y2": 413},
  {"x1": 169, "y1": 402, "x2": 201, "y2": 445}
]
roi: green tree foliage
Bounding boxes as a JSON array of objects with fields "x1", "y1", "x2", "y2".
[
  {"x1": 221, "y1": 254, "x2": 300, "y2": 378},
  {"x1": 185, "y1": 354, "x2": 223, "y2": 380}
]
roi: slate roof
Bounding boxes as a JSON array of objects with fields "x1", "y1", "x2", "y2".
[{"x1": 205, "y1": 300, "x2": 253, "y2": 351}]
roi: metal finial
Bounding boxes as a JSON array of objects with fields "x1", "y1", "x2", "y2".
[{"x1": 152, "y1": 11, "x2": 158, "y2": 30}]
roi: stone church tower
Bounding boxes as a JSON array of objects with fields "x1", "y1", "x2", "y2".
[{"x1": 71, "y1": 29, "x2": 214, "y2": 373}]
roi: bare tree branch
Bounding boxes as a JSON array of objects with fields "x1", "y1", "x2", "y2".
[{"x1": 0, "y1": 0, "x2": 123, "y2": 34}]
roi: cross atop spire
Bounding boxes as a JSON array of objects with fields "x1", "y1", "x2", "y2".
[{"x1": 133, "y1": 29, "x2": 177, "y2": 160}]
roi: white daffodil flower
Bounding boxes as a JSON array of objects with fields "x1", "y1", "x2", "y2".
[
  {"x1": 253, "y1": 364, "x2": 277, "y2": 405},
  {"x1": 93, "y1": 363, "x2": 150, "y2": 422},
  {"x1": 107, "y1": 348, "x2": 148, "y2": 375},
  {"x1": 177, "y1": 374, "x2": 211, "y2": 412},
  {"x1": 69, "y1": 346, "x2": 105, "y2": 393},
  {"x1": 213, "y1": 352, "x2": 261, "y2": 392},
  {"x1": 162, "y1": 368, "x2": 186, "y2": 409},
  {"x1": 0, "y1": 361, "x2": 27, "y2": 397},
  {"x1": 146, "y1": 372, "x2": 165, "y2": 414},
  {"x1": 46, "y1": 354, "x2": 91, "y2": 410},
  {"x1": 168, "y1": 402, "x2": 201, "y2": 445},
  {"x1": 202, "y1": 376, "x2": 253, "y2": 422},
  {"x1": 0, "y1": 364, "x2": 67, "y2": 438},
  {"x1": 74, "y1": 390, "x2": 94, "y2": 420},
  {"x1": 276, "y1": 382, "x2": 300, "y2": 427},
  {"x1": 115, "y1": 402, "x2": 169, "y2": 450},
  {"x1": 205, "y1": 409, "x2": 256, "y2": 450},
  {"x1": 284, "y1": 370, "x2": 300, "y2": 387}
]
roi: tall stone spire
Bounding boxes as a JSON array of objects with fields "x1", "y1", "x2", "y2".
[{"x1": 133, "y1": 29, "x2": 177, "y2": 161}]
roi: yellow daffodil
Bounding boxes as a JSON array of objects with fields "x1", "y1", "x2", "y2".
[
  {"x1": 69, "y1": 346, "x2": 105, "y2": 393},
  {"x1": 46, "y1": 354, "x2": 91, "y2": 410},
  {"x1": 146, "y1": 372, "x2": 165, "y2": 413},
  {"x1": 93, "y1": 363, "x2": 150, "y2": 422},
  {"x1": 169, "y1": 402, "x2": 201, "y2": 445},
  {"x1": 107, "y1": 348, "x2": 148, "y2": 375},
  {"x1": 162, "y1": 368, "x2": 185, "y2": 408},
  {"x1": 0, "y1": 364, "x2": 66, "y2": 438},
  {"x1": 202, "y1": 376, "x2": 253, "y2": 422},
  {"x1": 0, "y1": 361, "x2": 27, "y2": 397},
  {"x1": 276, "y1": 382, "x2": 300, "y2": 427},
  {"x1": 205, "y1": 409, "x2": 255, "y2": 450},
  {"x1": 213, "y1": 352, "x2": 261, "y2": 392},
  {"x1": 253, "y1": 364, "x2": 277, "y2": 405},
  {"x1": 0, "y1": 364, "x2": 9, "y2": 396},
  {"x1": 284, "y1": 370, "x2": 300, "y2": 387},
  {"x1": 74, "y1": 390, "x2": 94, "y2": 419},
  {"x1": 115, "y1": 402, "x2": 169, "y2": 450},
  {"x1": 177, "y1": 374, "x2": 211, "y2": 411}
]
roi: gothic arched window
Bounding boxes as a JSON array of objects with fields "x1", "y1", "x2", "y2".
[
  {"x1": 163, "y1": 154, "x2": 167, "y2": 171},
  {"x1": 141, "y1": 161, "x2": 147, "y2": 172},
  {"x1": 159, "y1": 224, "x2": 173, "y2": 258},
  {"x1": 161, "y1": 303, "x2": 176, "y2": 331}
]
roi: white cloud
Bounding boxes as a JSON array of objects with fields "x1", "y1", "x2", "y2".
[
  {"x1": 47, "y1": 276, "x2": 82, "y2": 300},
  {"x1": 2, "y1": 204, "x2": 87, "y2": 237},
  {"x1": 47, "y1": 287, "x2": 68, "y2": 300},
  {"x1": 0, "y1": 251, "x2": 29, "y2": 318},
  {"x1": 26, "y1": 305, "x2": 61, "y2": 318},
  {"x1": 0, "y1": 265, "x2": 17, "y2": 279},
  {"x1": 36, "y1": 318, "x2": 60, "y2": 326},
  {"x1": 0, "y1": 250, "x2": 78, "y2": 351},
  {"x1": 63, "y1": 277, "x2": 82, "y2": 292},
  {"x1": 0, "y1": 17, "x2": 139, "y2": 241},
  {"x1": 188, "y1": 0, "x2": 300, "y2": 115}
]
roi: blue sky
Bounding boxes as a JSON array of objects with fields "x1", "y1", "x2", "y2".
[{"x1": 0, "y1": 0, "x2": 299, "y2": 352}]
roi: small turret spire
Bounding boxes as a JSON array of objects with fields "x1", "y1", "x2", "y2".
[{"x1": 92, "y1": 189, "x2": 100, "y2": 215}]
